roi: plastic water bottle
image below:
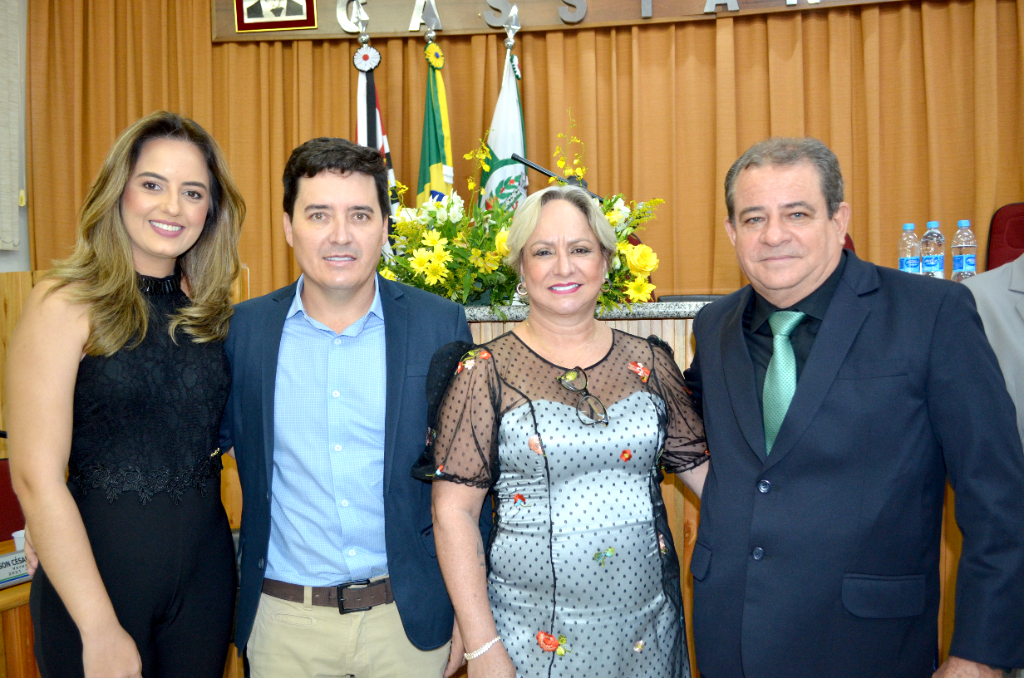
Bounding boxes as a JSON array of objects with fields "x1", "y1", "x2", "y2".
[
  {"x1": 951, "y1": 219, "x2": 977, "y2": 283},
  {"x1": 920, "y1": 221, "x2": 945, "y2": 278},
  {"x1": 897, "y1": 223, "x2": 921, "y2": 274}
]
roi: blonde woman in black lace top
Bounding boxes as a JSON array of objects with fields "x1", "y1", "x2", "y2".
[{"x1": 431, "y1": 186, "x2": 709, "y2": 678}]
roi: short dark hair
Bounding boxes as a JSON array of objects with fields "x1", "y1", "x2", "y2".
[
  {"x1": 724, "y1": 137, "x2": 844, "y2": 221},
  {"x1": 282, "y1": 137, "x2": 390, "y2": 221}
]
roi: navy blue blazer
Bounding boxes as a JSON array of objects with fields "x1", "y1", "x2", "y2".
[
  {"x1": 220, "y1": 275, "x2": 473, "y2": 651},
  {"x1": 685, "y1": 253, "x2": 1024, "y2": 677}
]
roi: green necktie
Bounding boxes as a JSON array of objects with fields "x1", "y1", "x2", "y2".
[{"x1": 763, "y1": 311, "x2": 806, "y2": 454}]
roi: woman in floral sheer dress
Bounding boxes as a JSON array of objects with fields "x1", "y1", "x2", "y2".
[{"x1": 431, "y1": 186, "x2": 709, "y2": 678}]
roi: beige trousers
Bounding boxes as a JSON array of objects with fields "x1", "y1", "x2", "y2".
[{"x1": 247, "y1": 590, "x2": 450, "y2": 678}]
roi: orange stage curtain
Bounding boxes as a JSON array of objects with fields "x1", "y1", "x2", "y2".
[{"x1": 26, "y1": 0, "x2": 1024, "y2": 300}]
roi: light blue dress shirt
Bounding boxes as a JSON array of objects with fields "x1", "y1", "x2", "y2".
[{"x1": 265, "y1": 275, "x2": 388, "y2": 586}]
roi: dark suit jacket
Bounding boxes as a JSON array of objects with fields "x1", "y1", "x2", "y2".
[
  {"x1": 685, "y1": 252, "x2": 1024, "y2": 677},
  {"x1": 220, "y1": 276, "x2": 474, "y2": 651}
]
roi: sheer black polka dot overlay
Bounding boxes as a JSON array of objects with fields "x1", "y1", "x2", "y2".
[{"x1": 432, "y1": 330, "x2": 706, "y2": 677}]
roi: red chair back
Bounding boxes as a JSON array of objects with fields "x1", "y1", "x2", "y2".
[{"x1": 988, "y1": 203, "x2": 1024, "y2": 270}]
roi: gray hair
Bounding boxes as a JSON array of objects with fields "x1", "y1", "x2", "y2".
[
  {"x1": 504, "y1": 185, "x2": 617, "y2": 271},
  {"x1": 724, "y1": 137, "x2": 844, "y2": 221}
]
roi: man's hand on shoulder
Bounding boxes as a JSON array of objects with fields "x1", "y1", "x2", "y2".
[{"x1": 933, "y1": 656, "x2": 1003, "y2": 678}]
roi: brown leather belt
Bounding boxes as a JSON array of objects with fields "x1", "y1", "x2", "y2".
[{"x1": 262, "y1": 576, "x2": 394, "y2": 614}]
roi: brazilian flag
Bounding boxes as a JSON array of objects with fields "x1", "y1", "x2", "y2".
[{"x1": 417, "y1": 41, "x2": 453, "y2": 206}]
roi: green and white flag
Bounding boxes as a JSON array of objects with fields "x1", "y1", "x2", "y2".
[{"x1": 479, "y1": 50, "x2": 527, "y2": 210}]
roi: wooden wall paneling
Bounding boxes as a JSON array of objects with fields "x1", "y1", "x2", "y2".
[
  {"x1": 0, "y1": 607, "x2": 36, "y2": 678},
  {"x1": 0, "y1": 543, "x2": 36, "y2": 678},
  {"x1": 676, "y1": 479, "x2": 701, "y2": 677},
  {"x1": 223, "y1": 645, "x2": 244, "y2": 678},
  {"x1": 0, "y1": 540, "x2": 31, "y2": 678},
  {"x1": 634, "y1": 318, "x2": 647, "y2": 343},
  {"x1": 668, "y1": 321, "x2": 700, "y2": 678},
  {"x1": 220, "y1": 266, "x2": 251, "y2": 531},
  {"x1": 220, "y1": 455, "x2": 243, "y2": 530},
  {"x1": 230, "y1": 266, "x2": 250, "y2": 305},
  {"x1": 0, "y1": 587, "x2": 29, "y2": 613},
  {"x1": 0, "y1": 273, "x2": 36, "y2": 460},
  {"x1": 660, "y1": 318, "x2": 673, "y2": 349}
]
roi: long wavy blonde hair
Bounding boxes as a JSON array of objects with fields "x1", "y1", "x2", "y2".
[{"x1": 48, "y1": 111, "x2": 245, "y2": 356}]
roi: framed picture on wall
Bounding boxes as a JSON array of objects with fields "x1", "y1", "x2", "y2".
[{"x1": 234, "y1": 0, "x2": 317, "y2": 33}]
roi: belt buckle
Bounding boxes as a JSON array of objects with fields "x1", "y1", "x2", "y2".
[{"x1": 337, "y1": 579, "x2": 373, "y2": 615}]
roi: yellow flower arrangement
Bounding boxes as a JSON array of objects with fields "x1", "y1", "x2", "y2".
[
  {"x1": 469, "y1": 248, "x2": 488, "y2": 271},
  {"x1": 495, "y1": 230, "x2": 510, "y2": 258},
  {"x1": 469, "y1": 250, "x2": 500, "y2": 274},
  {"x1": 463, "y1": 138, "x2": 492, "y2": 173},
  {"x1": 377, "y1": 192, "x2": 518, "y2": 304},
  {"x1": 624, "y1": 276, "x2": 656, "y2": 303},
  {"x1": 378, "y1": 125, "x2": 666, "y2": 311},
  {"x1": 424, "y1": 261, "x2": 450, "y2": 286},
  {"x1": 552, "y1": 115, "x2": 586, "y2": 183},
  {"x1": 422, "y1": 231, "x2": 448, "y2": 249},
  {"x1": 409, "y1": 248, "x2": 433, "y2": 276},
  {"x1": 624, "y1": 243, "x2": 660, "y2": 277},
  {"x1": 432, "y1": 247, "x2": 453, "y2": 266}
]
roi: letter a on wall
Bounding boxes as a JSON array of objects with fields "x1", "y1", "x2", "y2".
[{"x1": 409, "y1": 0, "x2": 443, "y2": 31}]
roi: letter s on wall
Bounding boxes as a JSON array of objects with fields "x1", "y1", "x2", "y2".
[{"x1": 484, "y1": 0, "x2": 514, "y2": 28}]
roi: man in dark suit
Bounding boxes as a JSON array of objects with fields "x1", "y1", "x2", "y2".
[
  {"x1": 220, "y1": 138, "x2": 473, "y2": 677},
  {"x1": 684, "y1": 137, "x2": 1024, "y2": 678},
  {"x1": 964, "y1": 253, "x2": 1024, "y2": 678}
]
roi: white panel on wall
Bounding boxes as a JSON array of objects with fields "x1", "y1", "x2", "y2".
[{"x1": 0, "y1": 0, "x2": 21, "y2": 250}]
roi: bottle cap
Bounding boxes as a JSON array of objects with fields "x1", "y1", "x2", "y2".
[
  {"x1": 957, "y1": 219, "x2": 970, "y2": 228},
  {"x1": 902, "y1": 223, "x2": 915, "y2": 231},
  {"x1": 926, "y1": 221, "x2": 940, "y2": 229}
]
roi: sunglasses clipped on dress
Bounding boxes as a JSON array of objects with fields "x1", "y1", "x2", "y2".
[{"x1": 556, "y1": 367, "x2": 609, "y2": 427}]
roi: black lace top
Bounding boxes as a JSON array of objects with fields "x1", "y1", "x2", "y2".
[{"x1": 67, "y1": 272, "x2": 231, "y2": 504}]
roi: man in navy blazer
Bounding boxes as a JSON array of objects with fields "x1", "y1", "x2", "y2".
[
  {"x1": 684, "y1": 138, "x2": 1024, "y2": 678},
  {"x1": 220, "y1": 138, "x2": 473, "y2": 677}
]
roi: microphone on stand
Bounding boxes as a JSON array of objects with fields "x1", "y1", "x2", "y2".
[{"x1": 510, "y1": 153, "x2": 603, "y2": 203}]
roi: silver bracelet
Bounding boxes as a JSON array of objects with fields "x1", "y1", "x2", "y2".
[{"x1": 464, "y1": 635, "x2": 502, "y2": 661}]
